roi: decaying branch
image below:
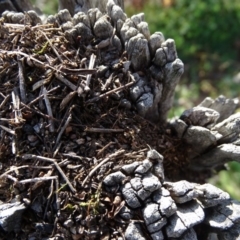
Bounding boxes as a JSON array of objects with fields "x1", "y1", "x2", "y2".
[{"x1": 0, "y1": 1, "x2": 240, "y2": 240}]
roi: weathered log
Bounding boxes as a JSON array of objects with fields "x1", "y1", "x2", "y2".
[
  {"x1": 103, "y1": 149, "x2": 239, "y2": 239},
  {"x1": 0, "y1": 1, "x2": 240, "y2": 240}
]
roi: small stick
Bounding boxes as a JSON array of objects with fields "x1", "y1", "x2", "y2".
[
  {"x1": 102, "y1": 73, "x2": 114, "y2": 91},
  {"x1": 82, "y1": 149, "x2": 125, "y2": 186},
  {"x1": 20, "y1": 102, "x2": 59, "y2": 122},
  {"x1": 17, "y1": 56, "x2": 27, "y2": 104},
  {"x1": 85, "y1": 128, "x2": 124, "y2": 133},
  {"x1": 55, "y1": 73, "x2": 77, "y2": 91},
  {"x1": 43, "y1": 27, "x2": 62, "y2": 32},
  {"x1": 30, "y1": 166, "x2": 53, "y2": 170},
  {"x1": 53, "y1": 141, "x2": 62, "y2": 158},
  {"x1": 22, "y1": 154, "x2": 76, "y2": 193},
  {"x1": 12, "y1": 88, "x2": 21, "y2": 123},
  {"x1": 62, "y1": 153, "x2": 92, "y2": 162},
  {"x1": 86, "y1": 80, "x2": 136, "y2": 103},
  {"x1": 60, "y1": 67, "x2": 96, "y2": 75},
  {"x1": 44, "y1": 179, "x2": 54, "y2": 220},
  {"x1": 0, "y1": 125, "x2": 15, "y2": 135},
  {"x1": 55, "y1": 177, "x2": 60, "y2": 216},
  {"x1": 39, "y1": 30, "x2": 63, "y2": 63},
  {"x1": 0, "y1": 94, "x2": 10, "y2": 110},
  {"x1": 54, "y1": 114, "x2": 72, "y2": 150},
  {"x1": 0, "y1": 50, "x2": 64, "y2": 74},
  {"x1": 0, "y1": 165, "x2": 29, "y2": 179},
  {"x1": 84, "y1": 54, "x2": 96, "y2": 92},
  {"x1": 60, "y1": 91, "x2": 77, "y2": 110},
  {"x1": 18, "y1": 176, "x2": 58, "y2": 184},
  {"x1": 43, "y1": 87, "x2": 55, "y2": 132},
  {"x1": 6, "y1": 175, "x2": 18, "y2": 182},
  {"x1": 4, "y1": 23, "x2": 54, "y2": 29},
  {"x1": 27, "y1": 86, "x2": 60, "y2": 106},
  {"x1": 97, "y1": 141, "x2": 116, "y2": 157}
]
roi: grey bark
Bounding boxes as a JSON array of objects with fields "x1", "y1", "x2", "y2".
[
  {"x1": 170, "y1": 96, "x2": 240, "y2": 170},
  {"x1": 103, "y1": 149, "x2": 239, "y2": 239},
  {"x1": 1, "y1": 1, "x2": 240, "y2": 239},
  {"x1": 1, "y1": 0, "x2": 183, "y2": 123},
  {"x1": 0, "y1": 202, "x2": 26, "y2": 232}
]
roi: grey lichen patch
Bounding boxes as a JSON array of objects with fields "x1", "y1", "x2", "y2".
[
  {"x1": 180, "y1": 228, "x2": 198, "y2": 240},
  {"x1": 153, "y1": 188, "x2": 177, "y2": 217},
  {"x1": 211, "y1": 113, "x2": 240, "y2": 143},
  {"x1": 182, "y1": 126, "x2": 217, "y2": 156},
  {"x1": 204, "y1": 199, "x2": 240, "y2": 230},
  {"x1": 149, "y1": 32, "x2": 165, "y2": 57},
  {"x1": 164, "y1": 180, "x2": 198, "y2": 204},
  {"x1": 218, "y1": 223, "x2": 240, "y2": 240},
  {"x1": 130, "y1": 176, "x2": 142, "y2": 191},
  {"x1": 121, "y1": 161, "x2": 141, "y2": 175},
  {"x1": 166, "y1": 200, "x2": 204, "y2": 238},
  {"x1": 93, "y1": 15, "x2": 114, "y2": 39},
  {"x1": 170, "y1": 96, "x2": 240, "y2": 172},
  {"x1": 122, "y1": 182, "x2": 142, "y2": 208},
  {"x1": 143, "y1": 202, "x2": 167, "y2": 234},
  {"x1": 0, "y1": 202, "x2": 26, "y2": 232},
  {"x1": 118, "y1": 205, "x2": 133, "y2": 220},
  {"x1": 135, "y1": 159, "x2": 153, "y2": 174},
  {"x1": 125, "y1": 222, "x2": 146, "y2": 240},
  {"x1": 195, "y1": 183, "x2": 230, "y2": 208},
  {"x1": 141, "y1": 173, "x2": 161, "y2": 192},
  {"x1": 103, "y1": 171, "x2": 126, "y2": 186},
  {"x1": 199, "y1": 95, "x2": 239, "y2": 122},
  {"x1": 180, "y1": 106, "x2": 220, "y2": 128}
]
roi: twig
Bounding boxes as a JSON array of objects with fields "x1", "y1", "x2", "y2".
[
  {"x1": 54, "y1": 114, "x2": 72, "y2": 150},
  {"x1": 39, "y1": 30, "x2": 63, "y2": 63},
  {"x1": 85, "y1": 128, "x2": 124, "y2": 133},
  {"x1": 62, "y1": 153, "x2": 92, "y2": 162},
  {"x1": 60, "y1": 67, "x2": 96, "y2": 75},
  {"x1": 97, "y1": 141, "x2": 116, "y2": 157},
  {"x1": 43, "y1": 87, "x2": 55, "y2": 132},
  {"x1": 27, "y1": 86, "x2": 60, "y2": 106},
  {"x1": 55, "y1": 177, "x2": 60, "y2": 216},
  {"x1": 18, "y1": 176, "x2": 58, "y2": 184},
  {"x1": 0, "y1": 165, "x2": 29, "y2": 179},
  {"x1": 55, "y1": 73, "x2": 77, "y2": 91},
  {"x1": 60, "y1": 91, "x2": 77, "y2": 110},
  {"x1": 6, "y1": 173, "x2": 60, "y2": 217},
  {"x1": 12, "y1": 88, "x2": 22, "y2": 124},
  {"x1": 0, "y1": 125, "x2": 15, "y2": 135},
  {"x1": 53, "y1": 141, "x2": 62, "y2": 158},
  {"x1": 84, "y1": 54, "x2": 96, "y2": 92},
  {"x1": 0, "y1": 50, "x2": 64, "y2": 74},
  {"x1": 0, "y1": 94, "x2": 10, "y2": 110},
  {"x1": 6, "y1": 175, "x2": 18, "y2": 182},
  {"x1": 4, "y1": 23, "x2": 54, "y2": 29},
  {"x1": 17, "y1": 56, "x2": 26, "y2": 104},
  {"x1": 86, "y1": 80, "x2": 136, "y2": 103},
  {"x1": 101, "y1": 73, "x2": 114, "y2": 91},
  {"x1": 20, "y1": 102, "x2": 59, "y2": 122},
  {"x1": 22, "y1": 154, "x2": 76, "y2": 193},
  {"x1": 82, "y1": 149, "x2": 125, "y2": 186}
]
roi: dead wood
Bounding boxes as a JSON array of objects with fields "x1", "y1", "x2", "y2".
[{"x1": 0, "y1": 1, "x2": 240, "y2": 240}]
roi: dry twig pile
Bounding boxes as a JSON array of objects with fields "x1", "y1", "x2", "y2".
[{"x1": 0, "y1": 1, "x2": 240, "y2": 239}]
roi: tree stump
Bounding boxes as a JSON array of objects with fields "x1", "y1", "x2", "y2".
[{"x1": 0, "y1": 1, "x2": 240, "y2": 239}]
